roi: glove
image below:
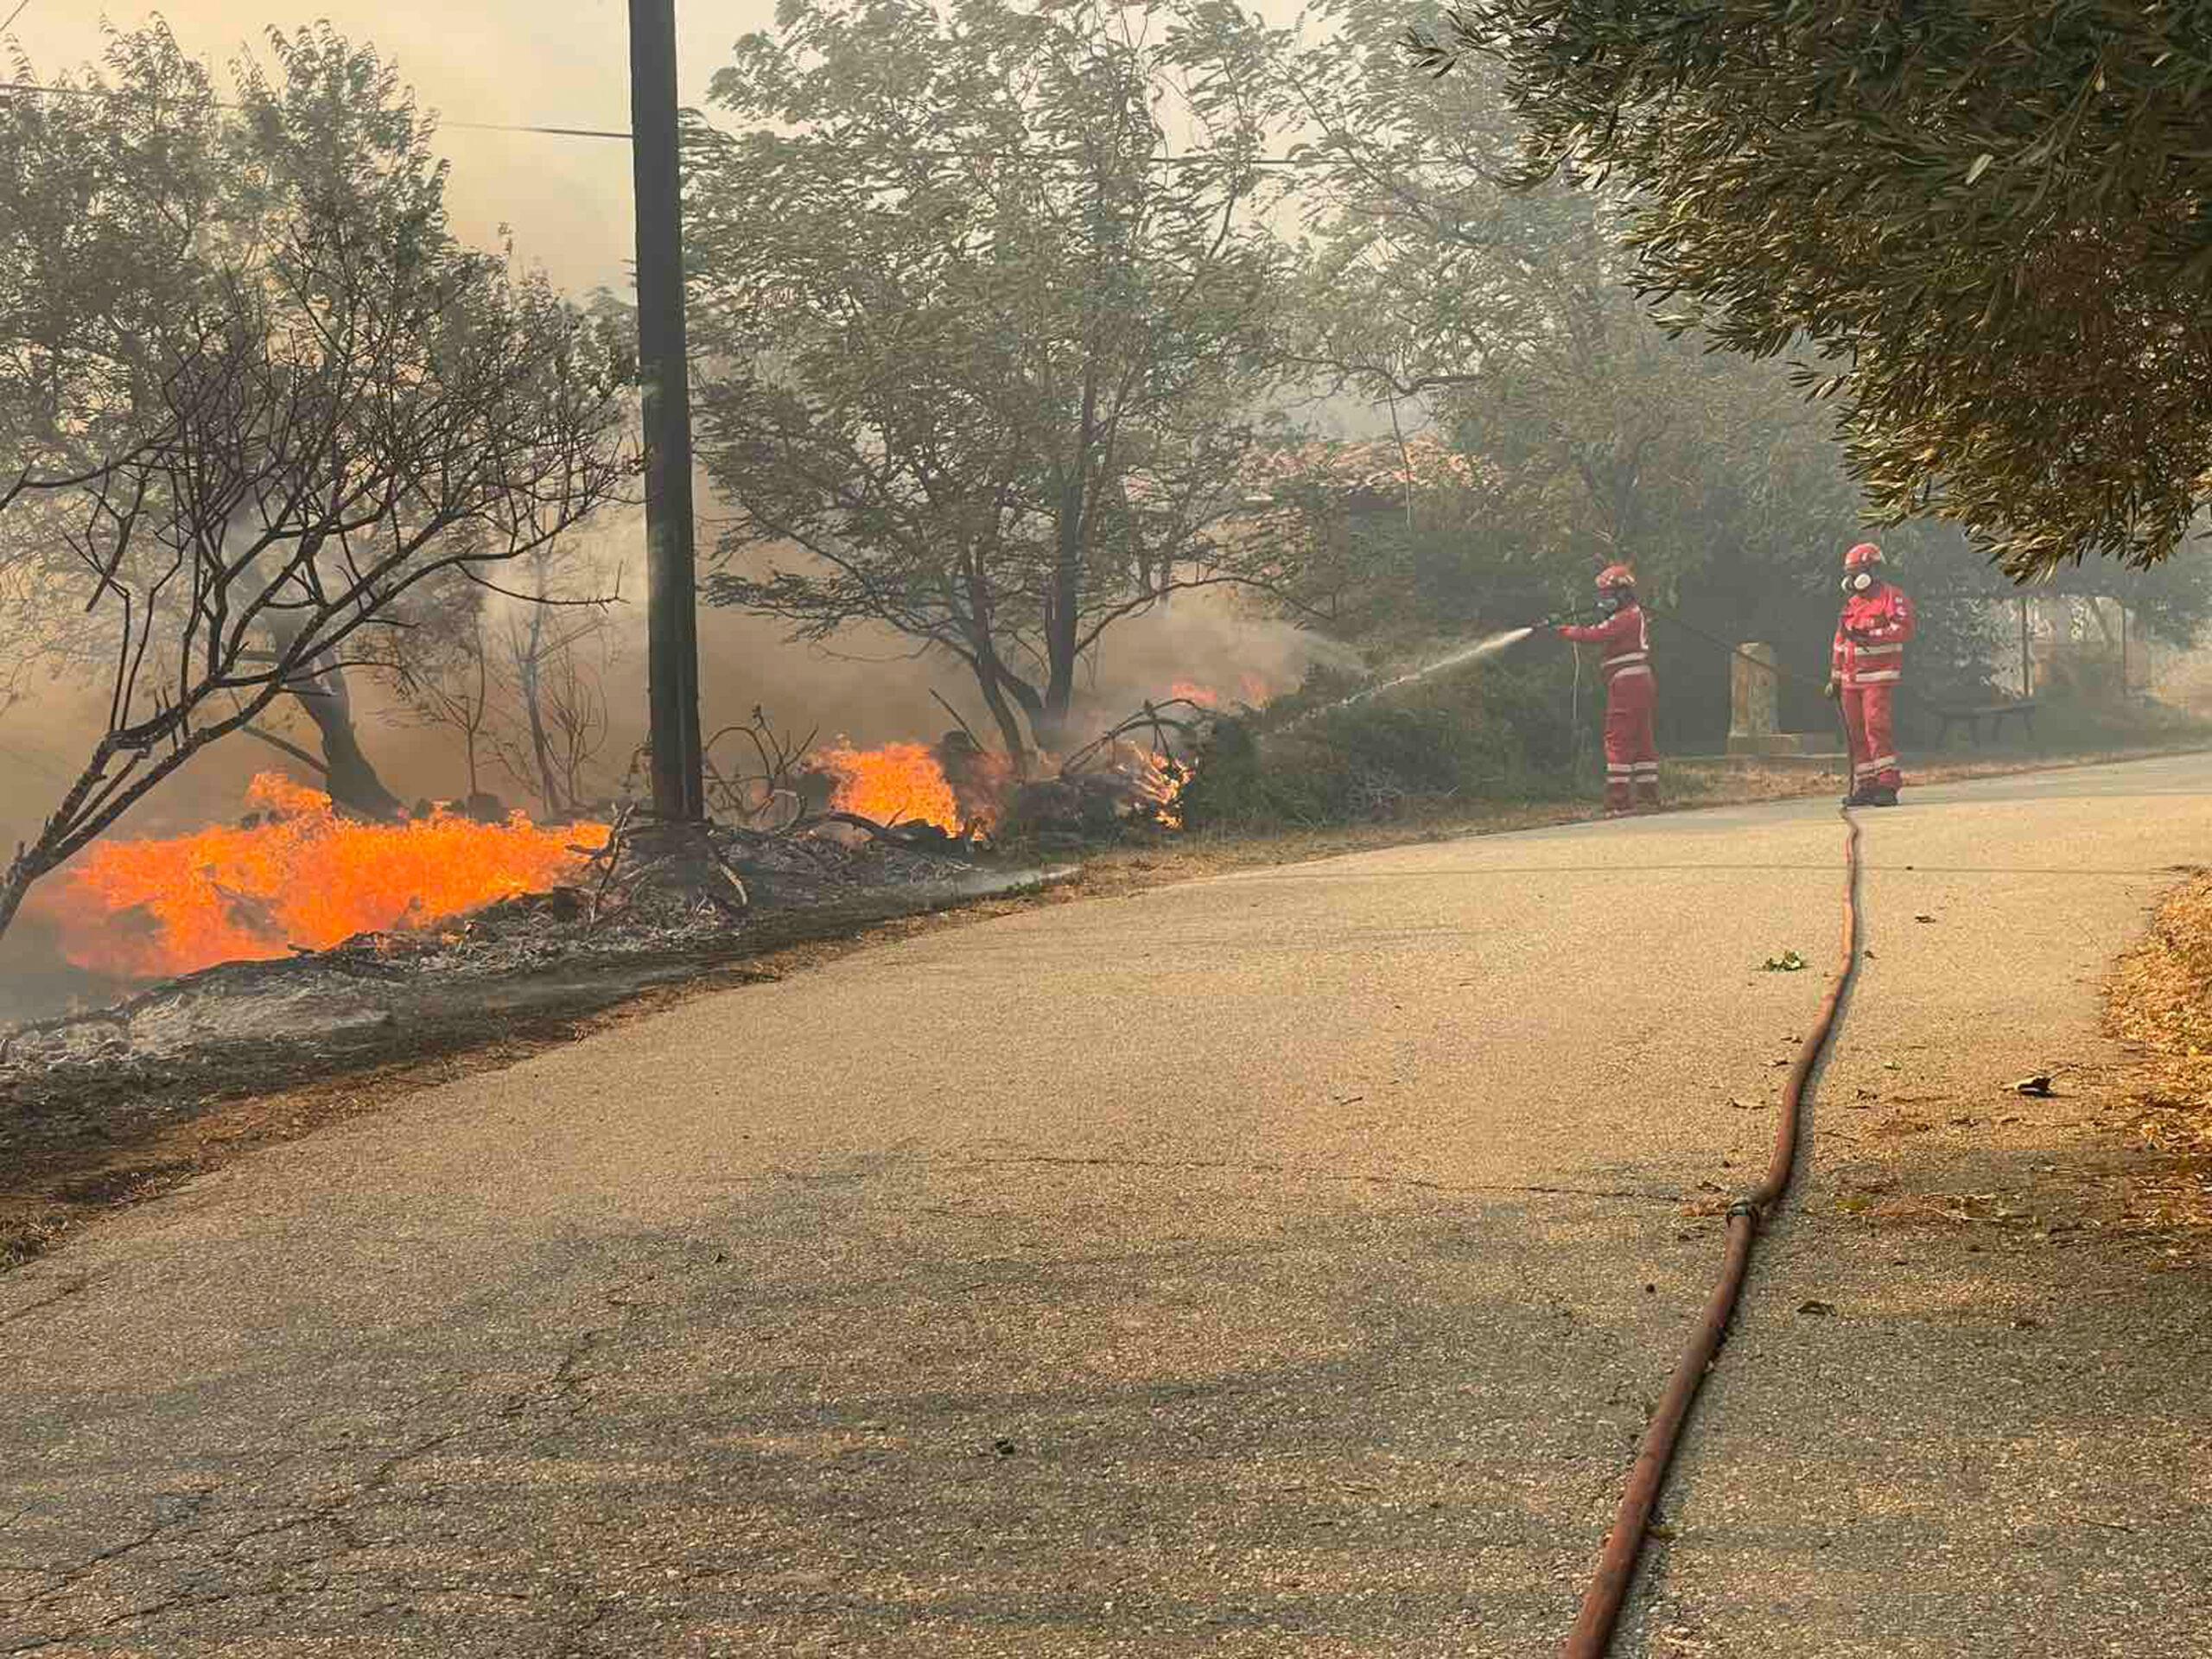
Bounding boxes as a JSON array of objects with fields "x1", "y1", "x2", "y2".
[{"x1": 1823, "y1": 677, "x2": 1840, "y2": 700}]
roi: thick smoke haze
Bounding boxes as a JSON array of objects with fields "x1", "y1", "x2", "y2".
[
  {"x1": 9, "y1": 0, "x2": 752, "y2": 297},
  {"x1": 0, "y1": 2, "x2": 1331, "y2": 859}
]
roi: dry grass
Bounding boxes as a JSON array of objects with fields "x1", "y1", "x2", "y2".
[{"x1": 2104, "y1": 875, "x2": 2212, "y2": 1236}]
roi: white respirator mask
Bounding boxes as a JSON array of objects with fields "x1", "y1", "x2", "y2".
[{"x1": 1841, "y1": 570, "x2": 1874, "y2": 594}]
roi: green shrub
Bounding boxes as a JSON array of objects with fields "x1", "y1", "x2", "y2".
[{"x1": 1179, "y1": 653, "x2": 1583, "y2": 830}]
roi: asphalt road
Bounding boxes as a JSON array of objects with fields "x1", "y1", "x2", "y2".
[{"x1": 4, "y1": 754, "x2": 2209, "y2": 1656}]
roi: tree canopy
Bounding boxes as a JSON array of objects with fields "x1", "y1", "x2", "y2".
[
  {"x1": 686, "y1": 0, "x2": 1303, "y2": 757},
  {"x1": 1408, "y1": 0, "x2": 2212, "y2": 578}
]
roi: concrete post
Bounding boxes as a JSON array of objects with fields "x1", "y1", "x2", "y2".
[{"x1": 1726, "y1": 643, "x2": 1781, "y2": 755}]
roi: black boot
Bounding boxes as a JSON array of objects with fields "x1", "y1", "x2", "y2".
[{"x1": 1866, "y1": 785, "x2": 1900, "y2": 807}]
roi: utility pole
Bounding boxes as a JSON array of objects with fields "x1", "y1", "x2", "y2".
[{"x1": 629, "y1": 0, "x2": 705, "y2": 823}]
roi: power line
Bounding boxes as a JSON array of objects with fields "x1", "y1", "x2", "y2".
[
  {"x1": 0, "y1": 3, "x2": 33, "y2": 39},
  {"x1": 444, "y1": 116, "x2": 628, "y2": 141},
  {"x1": 0, "y1": 79, "x2": 630, "y2": 141},
  {"x1": 0, "y1": 79, "x2": 1342, "y2": 163}
]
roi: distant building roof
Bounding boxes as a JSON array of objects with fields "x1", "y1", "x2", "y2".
[{"x1": 1241, "y1": 435, "x2": 1491, "y2": 504}]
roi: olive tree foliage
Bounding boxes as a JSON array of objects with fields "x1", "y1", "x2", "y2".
[
  {"x1": 0, "y1": 24, "x2": 631, "y2": 942},
  {"x1": 687, "y1": 0, "x2": 1303, "y2": 758},
  {"x1": 1407, "y1": 0, "x2": 2212, "y2": 578}
]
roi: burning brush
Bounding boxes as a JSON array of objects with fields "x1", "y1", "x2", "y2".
[
  {"x1": 24, "y1": 688, "x2": 1228, "y2": 994},
  {"x1": 31, "y1": 773, "x2": 612, "y2": 981}
]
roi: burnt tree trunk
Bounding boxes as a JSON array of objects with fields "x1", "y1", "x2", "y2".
[
  {"x1": 514, "y1": 604, "x2": 565, "y2": 814},
  {"x1": 1039, "y1": 365, "x2": 1100, "y2": 753},
  {"x1": 0, "y1": 855, "x2": 35, "y2": 948},
  {"x1": 289, "y1": 664, "x2": 405, "y2": 823},
  {"x1": 256, "y1": 575, "x2": 405, "y2": 820},
  {"x1": 962, "y1": 561, "x2": 1041, "y2": 773},
  {"x1": 974, "y1": 668, "x2": 1030, "y2": 771}
]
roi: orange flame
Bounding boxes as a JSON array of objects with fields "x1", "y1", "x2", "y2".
[
  {"x1": 813, "y1": 740, "x2": 964, "y2": 833},
  {"x1": 35, "y1": 772, "x2": 608, "y2": 980},
  {"x1": 1167, "y1": 673, "x2": 1276, "y2": 709},
  {"x1": 1140, "y1": 753, "x2": 1187, "y2": 830}
]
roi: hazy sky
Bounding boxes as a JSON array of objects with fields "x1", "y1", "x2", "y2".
[
  {"x1": 7, "y1": 1, "x2": 783, "y2": 295},
  {"x1": 9, "y1": 1, "x2": 1318, "y2": 297}
]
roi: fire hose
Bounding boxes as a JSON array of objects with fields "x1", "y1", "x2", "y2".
[{"x1": 1554, "y1": 612, "x2": 1870, "y2": 1656}]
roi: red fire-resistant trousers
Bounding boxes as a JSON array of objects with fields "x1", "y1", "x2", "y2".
[
  {"x1": 1604, "y1": 671, "x2": 1659, "y2": 813},
  {"x1": 1842, "y1": 683, "x2": 1902, "y2": 791}
]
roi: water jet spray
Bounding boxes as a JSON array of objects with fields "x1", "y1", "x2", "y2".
[{"x1": 1275, "y1": 626, "x2": 1541, "y2": 731}]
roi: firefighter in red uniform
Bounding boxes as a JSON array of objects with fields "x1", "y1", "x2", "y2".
[
  {"x1": 1558, "y1": 563, "x2": 1657, "y2": 815},
  {"x1": 1825, "y1": 541, "x2": 1916, "y2": 807}
]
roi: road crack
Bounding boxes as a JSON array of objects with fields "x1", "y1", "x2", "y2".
[{"x1": 0, "y1": 1275, "x2": 93, "y2": 1331}]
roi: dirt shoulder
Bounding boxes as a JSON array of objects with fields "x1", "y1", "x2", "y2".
[
  {"x1": 2098, "y1": 871, "x2": 2212, "y2": 1243},
  {"x1": 3, "y1": 739, "x2": 2203, "y2": 1274}
]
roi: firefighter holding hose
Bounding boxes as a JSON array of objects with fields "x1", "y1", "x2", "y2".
[
  {"x1": 1826, "y1": 541, "x2": 1916, "y2": 807},
  {"x1": 1557, "y1": 563, "x2": 1658, "y2": 816}
]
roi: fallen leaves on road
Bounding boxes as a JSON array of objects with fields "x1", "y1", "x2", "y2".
[
  {"x1": 1796, "y1": 1299, "x2": 1837, "y2": 1316},
  {"x1": 1760, "y1": 950, "x2": 1809, "y2": 972},
  {"x1": 2010, "y1": 1072, "x2": 2057, "y2": 1097},
  {"x1": 1838, "y1": 1188, "x2": 2037, "y2": 1229}
]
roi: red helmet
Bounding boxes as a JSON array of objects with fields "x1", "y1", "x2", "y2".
[
  {"x1": 1845, "y1": 542, "x2": 1884, "y2": 569},
  {"x1": 1596, "y1": 563, "x2": 1636, "y2": 590}
]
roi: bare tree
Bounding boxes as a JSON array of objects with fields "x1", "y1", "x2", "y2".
[
  {"x1": 480, "y1": 541, "x2": 622, "y2": 819},
  {"x1": 537, "y1": 637, "x2": 616, "y2": 815},
  {"x1": 0, "y1": 29, "x2": 632, "y2": 943},
  {"x1": 397, "y1": 594, "x2": 500, "y2": 804}
]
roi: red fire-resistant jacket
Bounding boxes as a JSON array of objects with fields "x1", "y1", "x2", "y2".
[
  {"x1": 1833, "y1": 584, "x2": 1916, "y2": 687},
  {"x1": 1560, "y1": 603, "x2": 1653, "y2": 685}
]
